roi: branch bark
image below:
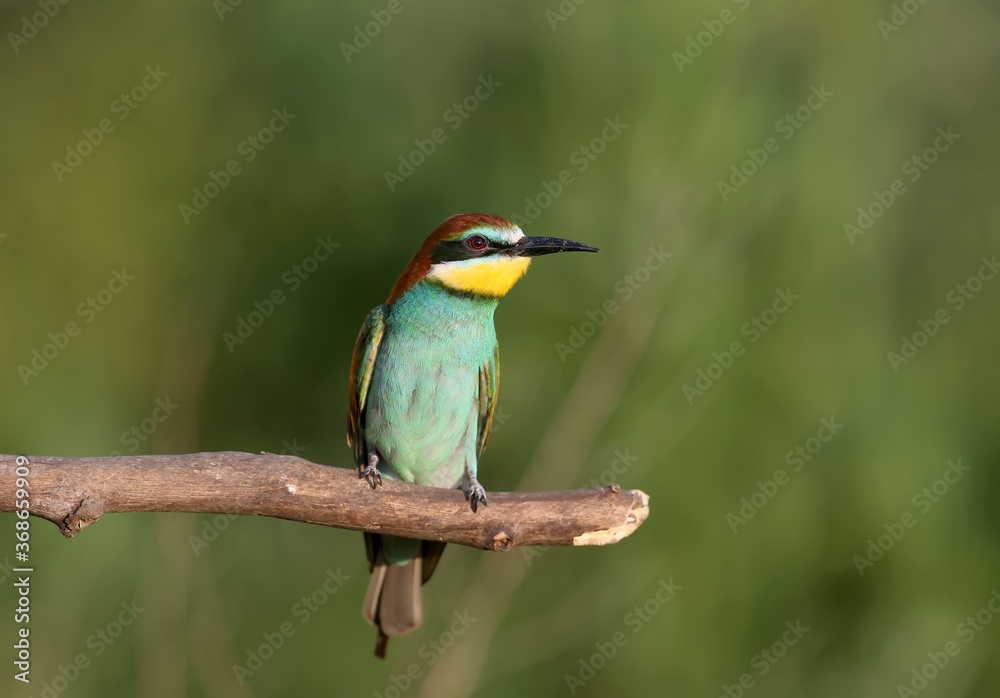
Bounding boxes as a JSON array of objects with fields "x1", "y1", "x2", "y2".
[{"x1": 0, "y1": 452, "x2": 649, "y2": 551}]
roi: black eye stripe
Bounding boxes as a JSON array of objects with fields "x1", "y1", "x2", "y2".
[{"x1": 431, "y1": 236, "x2": 511, "y2": 263}]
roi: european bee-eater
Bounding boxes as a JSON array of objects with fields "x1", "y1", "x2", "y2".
[{"x1": 347, "y1": 213, "x2": 598, "y2": 658}]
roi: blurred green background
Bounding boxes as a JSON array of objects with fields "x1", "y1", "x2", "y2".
[{"x1": 2, "y1": 0, "x2": 1000, "y2": 696}]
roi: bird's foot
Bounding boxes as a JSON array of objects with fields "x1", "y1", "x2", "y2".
[
  {"x1": 360, "y1": 452, "x2": 382, "y2": 489},
  {"x1": 466, "y1": 477, "x2": 488, "y2": 513},
  {"x1": 361, "y1": 464, "x2": 382, "y2": 488}
]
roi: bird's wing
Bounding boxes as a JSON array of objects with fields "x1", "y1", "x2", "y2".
[
  {"x1": 347, "y1": 305, "x2": 388, "y2": 468},
  {"x1": 476, "y1": 341, "x2": 499, "y2": 457}
]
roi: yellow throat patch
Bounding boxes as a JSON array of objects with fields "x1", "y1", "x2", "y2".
[{"x1": 429, "y1": 256, "x2": 532, "y2": 298}]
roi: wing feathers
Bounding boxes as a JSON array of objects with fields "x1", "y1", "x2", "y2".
[
  {"x1": 476, "y1": 343, "x2": 499, "y2": 456},
  {"x1": 347, "y1": 305, "x2": 388, "y2": 466}
]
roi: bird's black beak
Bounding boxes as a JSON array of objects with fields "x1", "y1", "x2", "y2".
[{"x1": 513, "y1": 236, "x2": 600, "y2": 257}]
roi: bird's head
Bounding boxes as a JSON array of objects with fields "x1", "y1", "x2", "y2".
[{"x1": 387, "y1": 213, "x2": 599, "y2": 303}]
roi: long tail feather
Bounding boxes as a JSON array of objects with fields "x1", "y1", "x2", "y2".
[{"x1": 363, "y1": 535, "x2": 447, "y2": 658}]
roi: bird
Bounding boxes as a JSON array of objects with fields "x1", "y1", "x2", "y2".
[{"x1": 346, "y1": 213, "x2": 599, "y2": 658}]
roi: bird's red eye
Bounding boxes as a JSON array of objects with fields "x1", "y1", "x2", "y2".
[{"x1": 469, "y1": 235, "x2": 487, "y2": 250}]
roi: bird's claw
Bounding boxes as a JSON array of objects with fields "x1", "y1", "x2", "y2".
[
  {"x1": 361, "y1": 451, "x2": 383, "y2": 489},
  {"x1": 467, "y1": 480, "x2": 488, "y2": 513},
  {"x1": 361, "y1": 463, "x2": 382, "y2": 489}
]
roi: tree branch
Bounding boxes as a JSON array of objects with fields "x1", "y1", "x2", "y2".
[{"x1": 0, "y1": 452, "x2": 649, "y2": 551}]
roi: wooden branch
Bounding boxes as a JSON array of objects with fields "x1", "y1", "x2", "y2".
[{"x1": 0, "y1": 452, "x2": 649, "y2": 551}]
